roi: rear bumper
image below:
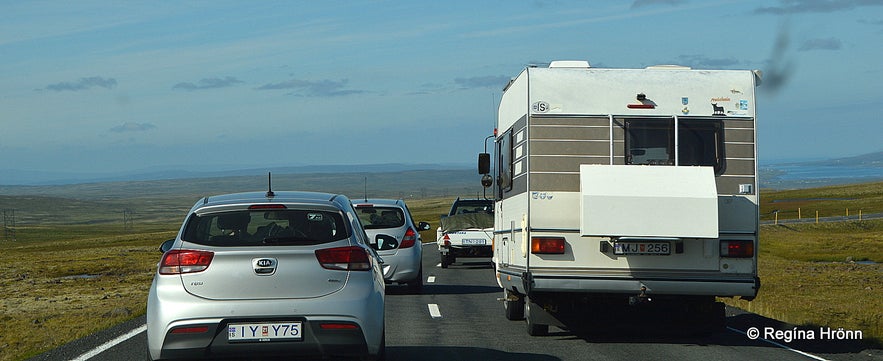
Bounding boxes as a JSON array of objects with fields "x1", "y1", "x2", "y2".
[
  {"x1": 147, "y1": 274, "x2": 385, "y2": 360},
  {"x1": 158, "y1": 319, "x2": 369, "y2": 360},
  {"x1": 439, "y1": 245, "x2": 493, "y2": 257},
  {"x1": 499, "y1": 269, "x2": 759, "y2": 298}
]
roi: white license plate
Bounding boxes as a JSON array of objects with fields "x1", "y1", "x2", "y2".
[
  {"x1": 614, "y1": 242, "x2": 670, "y2": 255},
  {"x1": 228, "y1": 322, "x2": 302, "y2": 342},
  {"x1": 461, "y1": 239, "x2": 486, "y2": 245}
]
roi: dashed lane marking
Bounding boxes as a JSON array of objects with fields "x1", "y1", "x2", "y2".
[{"x1": 428, "y1": 304, "x2": 442, "y2": 319}]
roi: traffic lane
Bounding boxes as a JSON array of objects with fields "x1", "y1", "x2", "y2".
[{"x1": 388, "y1": 254, "x2": 873, "y2": 361}]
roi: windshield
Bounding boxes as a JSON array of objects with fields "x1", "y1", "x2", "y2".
[{"x1": 182, "y1": 209, "x2": 349, "y2": 246}]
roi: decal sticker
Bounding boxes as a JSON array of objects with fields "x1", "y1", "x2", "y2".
[
  {"x1": 740, "y1": 99, "x2": 749, "y2": 110},
  {"x1": 682, "y1": 107, "x2": 690, "y2": 115},
  {"x1": 682, "y1": 97, "x2": 689, "y2": 105},
  {"x1": 712, "y1": 103, "x2": 726, "y2": 116},
  {"x1": 532, "y1": 101, "x2": 549, "y2": 113}
]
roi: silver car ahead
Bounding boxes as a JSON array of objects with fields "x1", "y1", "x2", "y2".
[
  {"x1": 354, "y1": 199, "x2": 430, "y2": 292},
  {"x1": 147, "y1": 191, "x2": 385, "y2": 360}
]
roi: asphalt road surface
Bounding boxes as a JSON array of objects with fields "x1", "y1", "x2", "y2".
[{"x1": 29, "y1": 248, "x2": 882, "y2": 361}]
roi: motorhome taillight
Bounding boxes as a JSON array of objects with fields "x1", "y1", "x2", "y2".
[
  {"x1": 531, "y1": 237, "x2": 566, "y2": 254},
  {"x1": 315, "y1": 246, "x2": 371, "y2": 271},
  {"x1": 400, "y1": 228, "x2": 417, "y2": 248},
  {"x1": 720, "y1": 240, "x2": 754, "y2": 258},
  {"x1": 159, "y1": 250, "x2": 214, "y2": 275}
]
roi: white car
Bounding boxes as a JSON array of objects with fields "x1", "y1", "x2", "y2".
[{"x1": 147, "y1": 191, "x2": 385, "y2": 360}]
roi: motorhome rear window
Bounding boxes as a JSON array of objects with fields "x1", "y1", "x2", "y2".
[{"x1": 625, "y1": 118, "x2": 725, "y2": 174}]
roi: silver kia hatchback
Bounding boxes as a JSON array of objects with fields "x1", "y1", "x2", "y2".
[
  {"x1": 353, "y1": 199, "x2": 430, "y2": 293},
  {"x1": 147, "y1": 191, "x2": 385, "y2": 360}
]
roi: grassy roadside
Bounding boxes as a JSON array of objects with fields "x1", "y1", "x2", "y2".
[
  {"x1": 723, "y1": 220, "x2": 883, "y2": 347},
  {"x1": 0, "y1": 226, "x2": 176, "y2": 361}
]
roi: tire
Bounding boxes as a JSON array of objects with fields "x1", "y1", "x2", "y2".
[
  {"x1": 440, "y1": 253, "x2": 450, "y2": 268},
  {"x1": 503, "y1": 290, "x2": 525, "y2": 321},
  {"x1": 363, "y1": 328, "x2": 386, "y2": 361},
  {"x1": 407, "y1": 266, "x2": 423, "y2": 294}
]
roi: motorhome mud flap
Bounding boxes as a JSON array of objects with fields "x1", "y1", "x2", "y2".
[{"x1": 522, "y1": 271, "x2": 534, "y2": 296}]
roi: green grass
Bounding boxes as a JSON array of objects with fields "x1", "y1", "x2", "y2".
[
  {"x1": 724, "y1": 220, "x2": 883, "y2": 347},
  {"x1": 0, "y1": 226, "x2": 175, "y2": 361},
  {"x1": 760, "y1": 181, "x2": 883, "y2": 221}
]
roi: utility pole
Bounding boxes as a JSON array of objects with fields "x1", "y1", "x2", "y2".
[
  {"x1": 123, "y1": 208, "x2": 135, "y2": 231},
  {"x1": 3, "y1": 209, "x2": 16, "y2": 241}
]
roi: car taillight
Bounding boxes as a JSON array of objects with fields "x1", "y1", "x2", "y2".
[
  {"x1": 170, "y1": 326, "x2": 209, "y2": 334},
  {"x1": 159, "y1": 250, "x2": 214, "y2": 275},
  {"x1": 531, "y1": 237, "x2": 566, "y2": 254},
  {"x1": 442, "y1": 234, "x2": 451, "y2": 247},
  {"x1": 319, "y1": 323, "x2": 359, "y2": 330},
  {"x1": 400, "y1": 228, "x2": 417, "y2": 248},
  {"x1": 315, "y1": 246, "x2": 371, "y2": 271},
  {"x1": 720, "y1": 240, "x2": 754, "y2": 258}
]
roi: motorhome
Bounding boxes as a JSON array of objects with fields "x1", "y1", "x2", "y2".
[{"x1": 480, "y1": 60, "x2": 761, "y2": 335}]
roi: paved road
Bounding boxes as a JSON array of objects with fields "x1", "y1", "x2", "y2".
[{"x1": 29, "y1": 248, "x2": 882, "y2": 361}]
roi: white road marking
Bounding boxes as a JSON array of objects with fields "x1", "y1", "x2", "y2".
[
  {"x1": 435, "y1": 263, "x2": 442, "y2": 267},
  {"x1": 427, "y1": 276, "x2": 436, "y2": 283},
  {"x1": 726, "y1": 327, "x2": 830, "y2": 361},
  {"x1": 72, "y1": 324, "x2": 147, "y2": 361},
  {"x1": 428, "y1": 304, "x2": 442, "y2": 318}
]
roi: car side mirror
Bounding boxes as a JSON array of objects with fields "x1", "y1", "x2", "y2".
[
  {"x1": 418, "y1": 221, "x2": 431, "y2": 231},
  {"x1": 159, "y1": 239, "x2": 175, "y2": 253},
  {"x1": 374, "y1": 234, "x2": 399, "y2": 251}
]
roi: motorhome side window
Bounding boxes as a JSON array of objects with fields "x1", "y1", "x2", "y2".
[
  {"x1": 625, "y1": 118, "x2": 725, "y2": 174},
  {"x1": 497, "y1": 130, "x2": 513, "y2": 196}
]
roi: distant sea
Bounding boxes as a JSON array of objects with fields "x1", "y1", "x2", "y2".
[{"x1": 760, "y1": 164, "x2": 883, "y2": 189}]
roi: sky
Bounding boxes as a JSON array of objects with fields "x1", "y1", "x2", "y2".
[{"x1": 1, "y1": 0, "x2": 882, "y2": 179}]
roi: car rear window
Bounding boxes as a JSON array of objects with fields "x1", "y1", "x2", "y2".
[
  {"x1": 355, "y1": 206, "x2": 405, "y2": 229},
  {"x1": 182, "y1": 209, "x2": 349, "y2": 246},
  {"x1": 451, "y1": 201, "x2": 493, "y2": 215}
]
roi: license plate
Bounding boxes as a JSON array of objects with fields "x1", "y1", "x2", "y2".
[
  {"x1": 461, "y1": 239, "x2": 486, "y2": 245},
  {"x1": 228, "y1": 322, "x2": 302, "y2": 342},
  {"x1": 614, "y1": 242, "x2": 670, "y2": 255}
]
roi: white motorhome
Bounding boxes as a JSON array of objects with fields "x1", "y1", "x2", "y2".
[{"x1": 480, "y1": 60, "x2": 761, "y2": 335}]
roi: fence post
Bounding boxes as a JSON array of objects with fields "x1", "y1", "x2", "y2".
[{"x1": 816, "y1": 211, "x2": 819, "y2": 224}]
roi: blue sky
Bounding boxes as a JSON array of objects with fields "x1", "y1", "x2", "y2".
[{"x1": 1, "y1": 0, "x2": 881, "y2": 178}]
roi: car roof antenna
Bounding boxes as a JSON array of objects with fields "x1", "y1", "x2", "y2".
[{"x1": 266, "y1": 172, "x2": 275, "y2": 198}]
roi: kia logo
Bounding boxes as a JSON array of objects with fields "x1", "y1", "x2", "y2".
[{"x1": 256, "y1": 259, "x2": 275, "y2": 267}]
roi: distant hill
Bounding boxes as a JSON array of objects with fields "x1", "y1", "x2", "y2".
[
  {"x1": 803, "y1": 151, "x2": 883, "y2": 167},
  {"x1": 0, "y1": 163, "x2": 472, "y2": 186}
]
